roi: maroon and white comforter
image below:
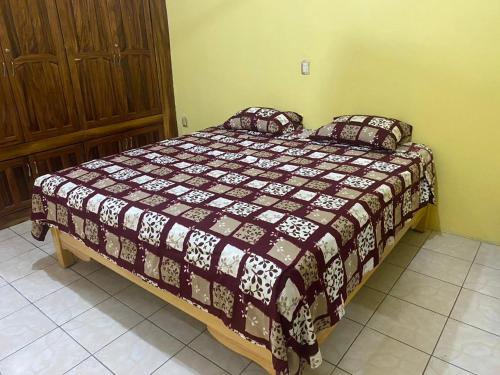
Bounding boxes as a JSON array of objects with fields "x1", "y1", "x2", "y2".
[{"x1": 31, "y1": 126, "x2": 435, "y2": 374}]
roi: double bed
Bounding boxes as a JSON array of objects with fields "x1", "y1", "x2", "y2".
[{"x1": 31, "y1": 125, "x2": 435, "y2": 374}]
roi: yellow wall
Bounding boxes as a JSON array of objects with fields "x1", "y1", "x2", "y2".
[{"x1": 167, "y1": 0, "x2": 500, "y2": 244}]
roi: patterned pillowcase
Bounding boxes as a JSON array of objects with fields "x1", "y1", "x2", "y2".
[
  {"x1": 399, "y1": 121, "x2": 413, "y2": 144},
  {"x1": 223, "y1": 107, "x2": 303, "y2": 135},
  {"x1": 310, "y1": 115, "x2": 411, "y2": 151}
]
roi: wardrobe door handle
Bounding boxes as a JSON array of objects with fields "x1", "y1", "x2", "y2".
[
  {"x1": 27, "y1": 163, "x2": 32, "y2": 177},
  {"x1": 4, "y1": 48, "x2": 14, "y2": 76},
  {"x1": 2, "y1": 61, "x2": 6, "y2": 77},
  {"x1": 113, "y1": 43, "x2": 121, "y2": 65}
]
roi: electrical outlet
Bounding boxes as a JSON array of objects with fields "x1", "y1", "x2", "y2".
[{"x1": 181, "y1": 116, "x2": 188, "y2": 128}]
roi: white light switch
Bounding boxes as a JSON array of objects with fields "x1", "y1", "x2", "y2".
[{"x1": 301, "y1": 60, "x2": 310, "y2": 75}]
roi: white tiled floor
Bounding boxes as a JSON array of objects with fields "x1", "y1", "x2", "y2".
[{"x1": 0, "y1": 221, "x2": 499, "y2": 374}]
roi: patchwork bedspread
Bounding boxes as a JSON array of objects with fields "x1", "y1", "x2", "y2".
[{"x1": 31, "y1": 126, "x2": 435, "y2": 374}]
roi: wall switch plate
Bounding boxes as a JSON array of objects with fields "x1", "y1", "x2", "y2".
[
  {"x1": 301, "y1": 60, "x2": 310, "y2": 75},
  {"x1": 181, "y1": 116, "x2": 188, "y2": 128}
]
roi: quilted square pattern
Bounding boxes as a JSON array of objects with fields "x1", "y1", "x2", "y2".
[{"x1": 31, "y1": 124, "x2": 434, "y2": 375}]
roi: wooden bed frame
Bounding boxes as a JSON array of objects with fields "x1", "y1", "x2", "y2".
[{"x1": 52, "y1": 206, "x2": 428, "y2": 374}]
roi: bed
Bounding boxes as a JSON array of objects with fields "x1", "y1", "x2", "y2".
[{"x1": 31, "y1": 125, "x2": 435, "y2": 375}]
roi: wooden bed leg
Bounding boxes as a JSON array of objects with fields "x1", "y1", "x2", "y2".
[
  {"x1": 51, "y1": 228, "x2": 76, "y2": 268},
  {"x1": 411, "y1": 206, "x2": 428, "y2": 233}
]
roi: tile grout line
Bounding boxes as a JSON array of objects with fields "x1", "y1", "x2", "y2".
[
  {"x1": 57, "y1": 277, "x2": 209, "y2": 373},
  {"x1": 0, "y1": 287, "x2": 93, "y2": 371},
  {"x1": 147, "y1": 329, "x2": 218, "y2": 375},
  {"x1": 419, "y1": 245, "x2": 478, "y2": 262},
  {"x1": 2, "y1": 230, "x2": 150, "y2": 374},
  {"x1": 421, "y1": 243, "x2": 481, "y2": 375},
  {"x1": 0, "y1": 231, "x2": 225, "y2": 374},
  {"x1": 238, "y1": 362, "x2": 252, "y2": 374},
  {"x1": 61, "y1": 356, "x2": 101, "y2": 375},
  {"x1": 0, "y1": 254, "x2": 213, "y2": 374},
  {"x1": 1, "y1": 260, "x2": 120, "y2": 372},
  {"x1": 1, "y1": 228, "x2": 495, "y2": 374},
  {"x1": 153, "y1": 329, "x2": 234, "y2": 375},
  {"x1": 59, "y1": 308, "x2": 148, "y2": 374},
  {"x1": 0, "y1": 252, "x2": 59, "y2": 284},
  {"x1": 0, "y1": 266, "x2": 113, "y2": 324},
  {"x1": 335, "y1": 237, "x2": 423, "y2": 373},
  {"x1": 337, "y1": 234, "x2": 435, "y2": 373}
]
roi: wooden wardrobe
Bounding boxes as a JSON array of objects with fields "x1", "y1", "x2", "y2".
[{"x1": 0, "y1": 0, "x2": 177, "y2": 228}]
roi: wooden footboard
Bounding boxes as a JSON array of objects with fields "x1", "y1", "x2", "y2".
[{"x1": 51, "y1": 206, "x2": 428, "y2": 374}]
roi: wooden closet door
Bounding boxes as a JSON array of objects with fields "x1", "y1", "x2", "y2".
[
  {"x1": 0, "y1": 157, "x2": 32, "y2": 216},
  {"x1": 84, "y1": 133, "x2": 124, "y2": 160},
  {"x1": 30, "y1": 144, "x2": 85, "y2": 177},
  {"x1": 0, "y1": 0, "x2": 79, "y2": 141},
  {"x1": 56, "y1": 0, "x2": 123, "y2": 128},
  {"x1": 106, "y1": 0, "x2": 161, "y2": 120},
  {"x1": 0, "y1": 45, "x2": 23, "y2": 147},
  {"x1": 125, "y1": 123, "x2": 163, "y2": 150}
]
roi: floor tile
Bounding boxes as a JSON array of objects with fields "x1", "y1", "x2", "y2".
[
  {"x1": 332, "y1": 368, "x2": 350, "y2": 375},
  {"x1": 408, "y1": 249, "x2": 470, "y2": 286},
  {"x1": 154, "y1": 347, "x2": 228, "y2": 375},
  {"x1": 339, "y1": 327, "x2": 429, "y2": 375},
  {"x1": 367, "y1": 296, "x2": 446, "y2": 353},
  {"x1": 189, "y1": 332, "x2": 250, "y2": 374},
  {"x1": 86, "y1": 267, "x2": 131, "y2": 295},
  {"x1": 115, "y1": 284, "x2": 166, "y2": 317},
  {"x1": 0, "y1": 228, "x2": 16, "y2": 242},
  {"x1": 35, "y1": 278, "x2": 110, "y2": 325},
  {"x1": 11, "y1": 263, "x2": 81, "y2": 302},
  {"x1": 0, "y1": 248, "x2": 56, "y2": 282},
  {"x1": 62, "y1": 298, "x2": 143, "y2": 353},
  {"x1": 321, "y1": 318, "x2": 363, "y2": 364},
  {"x1": 0, "y1": 275, "x2": 6, "y2": 287},
  {"x1": 0, "y1": 285, "x2": 29, "y2": 319},
  {"x1": 71, "y1": 259, "x2": 102, "y2": 276},
  {"x1": 39, "y1": 243, "x2": 56, "y2": 256},
  {"x1": 423, "y1": 232, "x2": 479, "y2": 261},
  {"x1": 434, "y1": 319, "x2": 500, "y2": 375},
  {"x1": 95, "y1": 320, "x2": 183, "y2": 375},
  {"x1": 345, "y1": 286, "x2": 385, "y2": 325},
  {"x1": 0, "y1": 235, "x2": 36, "y2": 262},
  {"x1": 400, "y1": 229, "x2": 430, "y2": 247},
  {"x1": 451, "y1": 288, "x2": 500, "y2": 336},
  {"x1": 386, "y1": 242, "x2": 420, "y2": 268},
  {"x1": 241, "y1": 361, "x2": 335, "y2": 375},
  {"x1": 365, "y1": 263, "x2": 404, "y2": 293},
  {"x1": 474, "y1": 242, "x2": 500, "y2": 270},
  {"x1": 0, "y1": 305, "x2": 56, "y2": 360},
  {"x1": 424, "y1": 357, "x2": 471, "y2": 375},
  {"x1": 66, "y1": 357, "x2": 113, "y2": 375},
  {"x1": 148, "y1": 304, "x2": 206, "y2": 344},
  {"x1": 464, "y1": 264, "x2": 500, "y2": 298},
  {"x1": 390, "y1": 270, "x2": 460, "y2": 316},
  {"x1": 0, "y1": 328, "x2": 88, "y2": 375},
  {"x1": 21, "y1": 231, "x2": 53, "y2": 248},
  {"x1": 9, "y1": 220, "x2": 32, "y2": 235}
]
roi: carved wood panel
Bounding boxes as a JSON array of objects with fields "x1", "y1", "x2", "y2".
[{"x1": 0, "y1": 0, "x2": 79, "y2": 141}]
